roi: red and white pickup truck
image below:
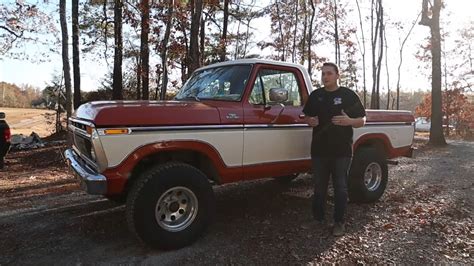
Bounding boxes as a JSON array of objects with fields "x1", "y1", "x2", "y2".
[{"x1": 65, "y1": 59, "x2": 414, "y2": 249}]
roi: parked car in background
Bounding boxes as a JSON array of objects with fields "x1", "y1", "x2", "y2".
[
  {"x1": 0, "y1": 112, "x2": 11, "y2": 169},
  {"x1": 415, "y1": 117, "x2": 455, "y2": 132},
  {"x1": 415, "y1": 117, "x2": 431, "y2": 132}
]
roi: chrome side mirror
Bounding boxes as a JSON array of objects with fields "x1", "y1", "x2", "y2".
[{"x1": 269, "y1": 88, "x2": 288, "y2": 103}]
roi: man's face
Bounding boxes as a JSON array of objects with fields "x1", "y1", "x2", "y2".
[{"x1": 321, "y1": 65, "x2": 339, "y2": 88}]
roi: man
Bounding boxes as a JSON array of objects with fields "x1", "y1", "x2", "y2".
[{"x1": 302, "y1": 62, "x2": 366, "y2": 236}]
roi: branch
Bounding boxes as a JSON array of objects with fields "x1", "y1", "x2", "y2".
[
  {"x1": 0, "y1": 25, "x2": 23, "y2": 38},
  {"x1": 419, "y1": 0, "x2": 431, "y2": 26}
]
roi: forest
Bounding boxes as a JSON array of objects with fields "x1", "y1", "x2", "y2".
[{"x1": 1, "y1": 0, "x2": 473, "y2": 142}]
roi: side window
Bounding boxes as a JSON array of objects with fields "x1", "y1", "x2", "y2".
[{"x1": 248, "y1": 69, "x2": 302, "y2": 106}]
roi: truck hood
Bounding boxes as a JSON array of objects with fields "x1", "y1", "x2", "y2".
[{"x1": 74, "y1": 100, "x2": 220, "y2": 127}]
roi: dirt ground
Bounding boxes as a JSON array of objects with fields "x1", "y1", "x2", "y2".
[
  {"x1": 1, "y1": 107, "x2": 57, "y2": 137},
  {"x1": 0, "y1": 138, "x2": 472, "y2": 264}
]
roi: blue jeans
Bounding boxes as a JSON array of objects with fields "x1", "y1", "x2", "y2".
[{"x1": 311, "y1": 157, "x2": 352, "y2": 223}]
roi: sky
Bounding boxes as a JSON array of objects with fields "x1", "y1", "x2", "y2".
[{"x1": 0, "y1": 0, "x2": 472, "y2": 93}]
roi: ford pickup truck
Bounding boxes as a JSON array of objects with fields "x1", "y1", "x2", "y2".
[
  {"x1": 0, "y1": 112, "x2": 11, "y2": 169},
  {"x1": 65, "y1": 59, "x2": 414, "y2": 249}
]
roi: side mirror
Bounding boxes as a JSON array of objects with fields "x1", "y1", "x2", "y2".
[
  {"x1": 0, "y1": 112, "x2": 5, "y2": 119},
  {"x1": 269, "y1": 88, "x2": 288, "y2": 103}
]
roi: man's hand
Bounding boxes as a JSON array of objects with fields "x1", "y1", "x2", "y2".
[
  {"x1": 332, "y1": 110, "x2": 354, "y2": 126},
  {"x1": 332, "y1": 110, "x2": 366, "y2": 128},
  {"x1": 305, "y1": 116, "x2": 319, "y2": 127}
]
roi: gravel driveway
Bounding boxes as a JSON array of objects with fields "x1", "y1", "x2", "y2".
[{"x1": 0, "y1": 139, "x2": 472, "y2": 264}]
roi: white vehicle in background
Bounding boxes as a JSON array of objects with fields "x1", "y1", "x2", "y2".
[{"x1": 415, "y1": 117, "x2": 431, "y2": 132}]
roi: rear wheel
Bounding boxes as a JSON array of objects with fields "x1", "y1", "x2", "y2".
[
  {"x1": 126, "y1": 162, "x2": 215, "y2": 250},
  {"x1": 349, "y1": 147, "x2": 388, "y2": 203}
]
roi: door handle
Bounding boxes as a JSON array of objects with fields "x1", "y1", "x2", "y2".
[{"x1": 299, "y1": 114, "x2": 305, "y2": 119}]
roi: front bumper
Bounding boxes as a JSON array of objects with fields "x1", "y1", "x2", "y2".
[{"x1": 64, "y1": 149, "x2": 107, "y2": 195}]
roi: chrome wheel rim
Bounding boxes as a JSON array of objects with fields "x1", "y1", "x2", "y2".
[
  {"x1": 364, "y1": 162, "x2": 382, "y2": 191},
  {"x1": 155, "y1": 186, "x2": 198, "y2": 232}
]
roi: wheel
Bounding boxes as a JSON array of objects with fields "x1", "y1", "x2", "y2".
[
  {"x1": 126, "y1": 162, "x2": 215, "y2": 250},
  {"x1": 104, "y1": 194, "x2": 127, "y2": 204},
  {"x1": 273, "y1": 173, "x2": 299, "y2": 184},
  {"x1": 349, "y1": 147, "x2": 388, "y2": 203}
]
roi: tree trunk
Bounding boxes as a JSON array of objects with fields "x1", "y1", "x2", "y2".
[
  {"x1": 292, "y1": 0, "x2": 299, "y2": 63},
  {"x1": 220, "y1": 0, "x2": 229, "y2": 62},
  {"x1": 300, "y1": 0, "x2": 307, "y2": 66},
  {"x1": 188, "y1": 0, "x2": 203, "y2": 75},
  {"x1": 140, "y1": 0, "x2": 150, "y2": 100},
  {"x1": 397, "y1": 12, "x2": 420, "y2": 110},
  {"x1": 275, "y1": 1, "x2": 285, "y2": 61},
  {"x1": 375, "y1": 1, "x2": 383, "y2": 109},
  {"x1": 355, "y1": 0, "x2": 367, "y2": 107},
  {"x1": 200, "y1": 17, "x2": 205, "y2": 65},
  {"x1": 308, "y1": 0, "x2": 316, "y2": 78},
  {"x1": 112, "y1": 0, "x2": 123, "y2": 100},
  {"x1": 384, "y1": 28, "x2": 390, "y2": 109},
  {"x1": 160, "y1": 0, "x2": 173, "y2": 100},
  {"x1": 423, "y1": 0, "x2": 446, "y2": 145},
  {"x1": 136, "y1": 55, "x2": 141, "y2": 100},
  {"x1": 333, "y1": 0, "x2": 340, "y2": 65},
  {"x1": 59, "y1": 0, "x2": 72, "y2": 118},
  {"x1": 72, "y1": 0, "x2": 81, "y2": 109}
]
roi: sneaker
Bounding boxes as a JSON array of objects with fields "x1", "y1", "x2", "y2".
[{"x1": 332, "y1": 222, "x2": 345, "y2": 236}]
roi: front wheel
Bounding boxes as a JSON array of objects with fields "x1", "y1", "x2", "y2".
[
  {"x1": 126, "y1": 162, "x2": 215, "y2": 250},
  {"x1": 349, "y1": 147, "x2": 388, "y2": 203}
]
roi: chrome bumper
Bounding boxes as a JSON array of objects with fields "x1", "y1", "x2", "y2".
[{"x1": 64, "y1": 149, "x2": 107, "y2": 195}]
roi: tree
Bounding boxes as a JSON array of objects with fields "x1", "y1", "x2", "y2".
[
  {"x1": 188, "y1": 0, "x2": 203, "y2": 75},
  {"x1": 420, "y1": 0, "x2": 446, "y2": 145},
  {"x1": 72, "y1": 0, "x2": 81, "y2": 109},
  {"x1": 59, "y1": 0, "x2": 73, "y2": 119},
  {"x1": 396, "y1": 12, "x2": 420, "y2": 110},
  {"x1": 160, "y1": 0, "x2": 174, "y2": 100},
  {"x1": 113, "y1": 0, "x2": 123, "y2": 100},
  {"x1": 140, "y1": 0, "x2": 150, "y2": 100},
  {"x1": 0, "y1": 2, "x2": 57, "y2": 58},
  {"x1": 370, "y1": 0, "x2": 384, "y2": 109},
  {"x1": 355, "y1": 0, "x2": 367, "y2": 107},
  {"x1": 219, "y1": 0, "x2": 230, "y2": 62}
]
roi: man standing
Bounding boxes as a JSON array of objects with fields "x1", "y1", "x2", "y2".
[{"x1": 302, "y1": 62, "x2": 366, "y2": 236}]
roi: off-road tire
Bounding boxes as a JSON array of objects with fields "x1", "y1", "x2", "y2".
[
  {"x1": 349, "y1": 147, "x2": 388, "y2": 203},
  {"x1": 126, "y1": 162, "x2": 215, "y2": 250}
]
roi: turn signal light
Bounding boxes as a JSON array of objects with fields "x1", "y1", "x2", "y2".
[{"x1": 103, "y1": 128, "x2": 130, "y2": 135}]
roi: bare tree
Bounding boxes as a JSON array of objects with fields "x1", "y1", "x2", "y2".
[
  {"x1": 140, "y1": 0, "x2": 150, "y2": 100},
  {"x1": 112, "y1": 0, "x2": 123, "y2": 100},
  {"x1": 220, "y1": 0, "x2": 230, "y2": 62},
  {"x1": 59, "y1": 0, "x2": 72, "y2": 119},
  {"x1": 308, "y1": 0, "x2": 316, "y2": 78},
  {"x1": 420, "y1": 0, "x2": 446, "y2": 145},
  {"x1": 396, "y1": 12, "x2": 421, "y2": 109},
  {"x1": 160, "y1": 0, "x2": 174, "y2": 100},
  {"x1": 370, "y1": 0, "x2": 383, "y2": 109},
  {"x1": 188, "y1": 0, "x2": 203, "y2": 74},
  {"x1": 72, "y1": 0, "x2": 81, "y2": 109},
  {"x1": 355, "y1": 0, "x2": 367, "y2": 107}
]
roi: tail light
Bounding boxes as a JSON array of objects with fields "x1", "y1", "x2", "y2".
[{"x1": 4, "y1": 128, "x2": 11, "y2": 142}]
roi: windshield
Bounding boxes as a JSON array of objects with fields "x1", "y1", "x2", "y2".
[{"x1": 175, "y1": 64, "x2": 252, "y2": 101}]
